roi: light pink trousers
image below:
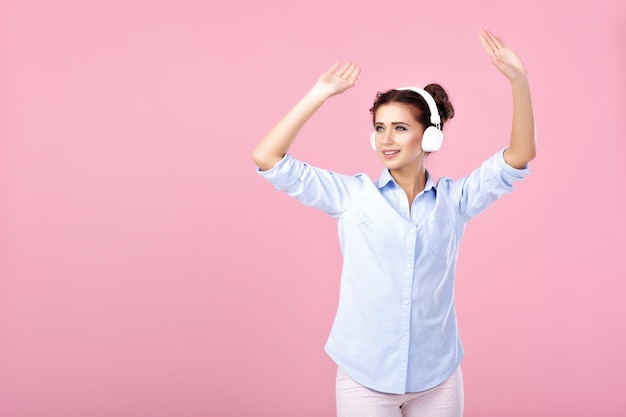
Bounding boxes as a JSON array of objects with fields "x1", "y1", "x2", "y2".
[{"x1": 336, "y1": 367, "x2": 464, "y2": 417}]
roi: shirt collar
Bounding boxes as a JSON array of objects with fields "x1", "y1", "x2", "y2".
[{"x1": 376, "y1": 168, "x2": 437, "y2": 193}]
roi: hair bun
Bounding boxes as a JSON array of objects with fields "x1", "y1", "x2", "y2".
[{"x1": 424, "y1": 84, "x2": 455, "y2": 123}]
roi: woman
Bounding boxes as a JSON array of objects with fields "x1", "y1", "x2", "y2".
[{"x1": 251, "y1": 29, "x2": 535, "y2": 417}]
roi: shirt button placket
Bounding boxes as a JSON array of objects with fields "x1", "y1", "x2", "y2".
[{"x1": 398, "y1": 226, "x2": 416, "y2": 387}]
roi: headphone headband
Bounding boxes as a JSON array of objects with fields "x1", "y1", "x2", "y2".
[{"x1": 396, "y1": 86, "x2": 441, "y2": 127}]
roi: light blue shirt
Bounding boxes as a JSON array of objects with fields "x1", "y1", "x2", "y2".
[{"x1": 258, "y1": 149, "x2": 529, "y2": 394}]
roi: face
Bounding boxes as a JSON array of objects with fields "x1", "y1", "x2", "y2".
[{"x1": 373, "y1": 103, "x2": 425, "y2": 173}]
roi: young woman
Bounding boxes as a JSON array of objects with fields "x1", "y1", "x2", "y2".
[{"x1": 252, "y1": 29, "x2": 535, "y2": 417}]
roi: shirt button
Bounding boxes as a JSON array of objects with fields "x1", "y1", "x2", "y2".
[{"x1": 404, "y1": 300, "x2": 410, "y2": 305}]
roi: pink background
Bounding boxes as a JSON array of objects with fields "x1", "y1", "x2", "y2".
[{"x1": 1, "y1": 0, "x2": 625, "y2": 416}]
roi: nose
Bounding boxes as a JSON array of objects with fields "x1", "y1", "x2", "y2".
[{"x1": 381, "y1": 130, "x2": 393, "y2": 145}]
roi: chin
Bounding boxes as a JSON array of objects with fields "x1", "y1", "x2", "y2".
[{"x1": 380, "y1": 160, "x2": 402, "y2": 170}]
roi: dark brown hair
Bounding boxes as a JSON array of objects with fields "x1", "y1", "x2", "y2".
[{"x1": 369, "y1": 84, "x2": 455, "y2": 130}]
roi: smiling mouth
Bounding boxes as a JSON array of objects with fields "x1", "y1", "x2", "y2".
[{"x1": 382, "y1": 150, "x2": 400, "y2": 158}]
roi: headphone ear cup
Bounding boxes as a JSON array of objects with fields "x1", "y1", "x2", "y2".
[
  {"x1": 421, "y1": 126, "x2": 444, "y2": 152},
  {"x1": 370, "y1": 131, "x2": 377, "y2": 151}
]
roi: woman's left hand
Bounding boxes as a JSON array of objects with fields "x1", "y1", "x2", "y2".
[{"x1": 479, "y1": 29, "x2": 528, "y2": 82}]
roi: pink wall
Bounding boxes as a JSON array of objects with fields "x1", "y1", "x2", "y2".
[{"x1": 1, "y1": 0, "x2": 625, "y2": 416}]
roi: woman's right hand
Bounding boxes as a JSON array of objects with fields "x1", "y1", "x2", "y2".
[
  {"x1": 252, "y1": 62, "x2": 360, "y2": 171},
  {"x1": 312, "y1": 62, "x2": 361, "y2": 99}
]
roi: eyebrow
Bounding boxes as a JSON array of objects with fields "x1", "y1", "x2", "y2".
[{"x1": 374, "y1": 122, "x2": 410, "y2": 126}]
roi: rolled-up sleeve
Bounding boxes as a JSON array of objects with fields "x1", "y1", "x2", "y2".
[
  {"x1": 257, "y1": 154, "x2": 364, "y2": 217},
  {"x1": 453, "y1": 148, "x2": 530, "y2": 219},
  {"x1": 493, "y1": 148, "x2": 530, "y2": 187},
  {"x1": 257, "y1": 154, "x2": 306, "y2": 192}
]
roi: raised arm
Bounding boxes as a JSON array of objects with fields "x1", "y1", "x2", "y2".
[
  {"x1": 479, "y1": 29, "x2": 536, "y2": 169},
  {"x1": 251, "y1": 62, "x2": 361, "y2": 171}
]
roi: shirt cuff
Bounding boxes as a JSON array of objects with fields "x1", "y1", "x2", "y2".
[
  {"x1": 256, "y1": 154, "x2": 303, "y2": 191},
  {"x1": 496, "y1": 147, "x2": 530, "y2": 181}
]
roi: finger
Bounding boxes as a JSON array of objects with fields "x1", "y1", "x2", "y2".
[
  {"x1": 491, "y1": 30, "x2": 506, "y2": 49},
  {"x1": 344, "y1": 66, "x2": 361, "y2": 83},
  {"x1": 343, "y1": 63, "x2": 360, "y2": 80},
  {"x1": 335, "y1": 62, "x2": 353, "y2": 77},
  {"x1": 328, "y1": 62, "x2": 340, "y2": 73},
  {"x1": 479, "y1": 29, "x2": 495, "y2": 55},
  {"x1": 481, "y1": 28, "x2": 501, "y2": 52},
  {"x1": 486, "y1": 28, "x2": 506, "y2": 50},
  {"x1": 349, "y1": 65, "x2": 362, "y2": 81}
]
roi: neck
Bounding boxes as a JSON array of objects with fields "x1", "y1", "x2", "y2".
[{"x1": 390, "y1": 166, "x2": 427, "y2": 205}]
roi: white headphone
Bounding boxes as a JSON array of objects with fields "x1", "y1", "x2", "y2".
[{"x1": 370, "y1": 86, "x2": 444, "y2": 152}]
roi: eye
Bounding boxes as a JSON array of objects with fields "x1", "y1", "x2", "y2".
[
  {"x1": 375, "y1": 125, "x2": 384, "y2": 132},
  {"x1": 395, "y1": 125, "x2": 407, "y2": 131}
]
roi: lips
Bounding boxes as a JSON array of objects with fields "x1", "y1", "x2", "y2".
[{"x1": 382, "y1": 150, "x2": 400, "y2": 159}]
